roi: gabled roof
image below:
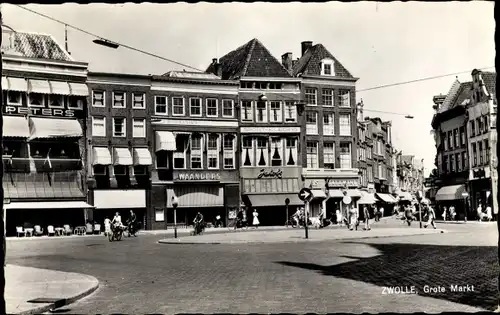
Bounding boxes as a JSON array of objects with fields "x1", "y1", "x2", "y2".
[
  {"x1": 437, "y1": 79, "x2": 462, "y2": 113},
  {"x1": 206, "y1": 38, "x2": 292, "y2": 80},
  {"x1": 481, "y1": 71, "x2": 496, "y2": 97},
  {"x1": 1, "y1": 30, "x2": 73, "y2": 62},
  {"x1": 292, "y1": 43, "x2": 354, "y2": 78},
  {"x1": 451, "y1": 82, "x2": 473, "y2": 109}
]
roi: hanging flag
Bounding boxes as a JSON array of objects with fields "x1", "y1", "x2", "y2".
[{"x1": 44, "y1": 148, "x2": 52, "y2": 169}]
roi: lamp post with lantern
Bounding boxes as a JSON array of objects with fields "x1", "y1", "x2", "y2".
[
  {"x1": 285, "y1": 198, "x2": 290, "y2": 228},
  {"x1": 172, "y1": 196, "x2": 179, "y2": 238}
]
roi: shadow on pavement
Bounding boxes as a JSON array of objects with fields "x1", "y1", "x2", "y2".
[{"x1": 276, "y1": 242, "x2": 498, "y2": 311}]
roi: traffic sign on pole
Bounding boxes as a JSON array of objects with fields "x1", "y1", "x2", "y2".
[{"x1": 298, "y1": 188, "x2": 312, "y2": 202}]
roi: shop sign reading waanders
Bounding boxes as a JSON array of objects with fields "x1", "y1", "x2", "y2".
[{"x1": 176, "y1": 173, "x2": 221, "y2": 181}]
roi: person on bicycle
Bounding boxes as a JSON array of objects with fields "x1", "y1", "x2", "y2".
[
  {"x1": 193, "y1": 212, "x2": 204, "y2": 234},
  {"x1": 292, "y1": 208, "x2": 301, "y2": 227},
  {"x1": 111, "y1": 212, "x2": 123, "y2": 230},
  {"x1": 127, "y1": 210, "x2": 137, "y2": 233}
]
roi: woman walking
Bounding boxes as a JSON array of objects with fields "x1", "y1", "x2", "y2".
[{"x1": 252, "y1": 209, "x2": 260, "y2": 228}]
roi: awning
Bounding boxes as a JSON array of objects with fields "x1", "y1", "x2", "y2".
[
  {"x1": 28, "y1": 79, "x2": 51, "y2": 94},
  {"x1": 92, "y1": 147, "x2": 112, "y2": 165},
  {"x1": 327, "y1": 189, "x2": 361, "y2": 198},
  {"x1": 167, "y1": 186, "x2": 224, "y2": 208},
  {"x1": 49, "y1": 81, "x2": 71, "y2": 95},
  {"x1": 399, "y1": 191, "x2": 413, "y2": 201},
  {"x1": 155, "y1": 131, "x2": 176, "y2": 151},
  {"x1": 68, "y1": 83, "x2": 89, "y2": 96},
  {"x1": 358, "y1": 193, "x2": 377, "y2": 205},
  {"x1": 133, "y1": 148, "x2": 152, "y2": 165},
  {"x1": 435, "y1": 184, "x2": 467, "y2": 201},
  {"x1": 113, "y1": 148, "x2": 133, "y2": 166},
  {"x1": 28, "y1": 117, "x2": 83, "y2": 140},
  {"x1": 311, "y1": 189, "x2": 327, "y2": 200},
  {"x1": 2, "y1": 77, "x2": 28, "y2": 92},
  {"x1": 4, "y1": 201, "x2": 94, "y2": 210},
  {"x1": 246, "y1": 194, "x2": 303, "y2": 207},
  {"x1": 376, "y1": 193, "x2": 397, "y2": 203},
  {"x1": 346, "y1": 189, "x2": 361, "y2": 198},
  {"x1": 94, "y1": 190, "x2": 146, "y2": 208},
  {"x1": 3, "y1": 116, "x2": 30, "y2": 138}
]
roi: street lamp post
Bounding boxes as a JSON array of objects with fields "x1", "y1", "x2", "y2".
[
  {"x1": 285, "y1": 198, "x2": 290, "y2": 228},
  {"x1": 304, "y1": 200, "x2": 309, "y2": 239},
  {"x1": 462, "y1": 192, "x2": 469, "y2": 223},
  {"x1": 172, "y1": 196, "x2": 178, "y2": 238}
]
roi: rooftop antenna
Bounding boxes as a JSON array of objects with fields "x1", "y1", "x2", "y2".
[
  {"x1": 64, "y1": 24, "x2": 71, "y2": 55},
  {"x1": 216, "y1": 36, "x2": 219, "y2": 60}
]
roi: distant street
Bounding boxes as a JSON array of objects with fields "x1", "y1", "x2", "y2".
[{"x1": 6, "y1": 222, "x2": 497, "y2": 313}]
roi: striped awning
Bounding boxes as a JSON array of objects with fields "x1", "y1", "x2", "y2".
[
  {"x1": 247, "y1": 194, "x2": 303, "y2": 207},
  {"x1": 28, "y1": 117, "x2": 83, "y2": 140},
  {"x1": 133, "y1": 148, "x2": 152, "y2": 165},
  {"x1": 435, "y1": 185, "x2": 466, "y2": 201},
  {"x1": 2, "y1": 77, "x2": 28, "y2": 92},
  {"x1": 358, "y1": 193, "x2": 377, "y2": 205},
  {"x1": 376, "y1": 193, "x2": 398, "y2": 203},
  {"x1": 311, "y1": 189, "x2": 327, "y2": 200},
  {"x1": 155, "y1": 131, "x2": 176, "y2": 152},
  {"x1": 69, "y1": 83, "x2": 89, "y2": 96},
  {"x1": 167, "y1": 185, "x2": 224, "y2": 208},
  {"x1": 49, "y1": 81, "x2": 71, "y2": 95},
  {"x1": 28, "y1": 79, "x2": 51, "y2": 94},
  {"x1": 113, "y1": 148, "x2": 133, "y2": 166},
  {"x1": 92, "y1": 147, "x2": 112, "y2": 165},
  {"x1": 3, "y1": 116, "x2": 30, "y2": 138}
]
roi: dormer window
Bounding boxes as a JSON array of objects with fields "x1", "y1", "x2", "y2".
[{"x1": 320, "y1": 58, "x2": 335, "y2": 76}]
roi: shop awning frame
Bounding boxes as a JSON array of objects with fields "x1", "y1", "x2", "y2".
[
  {"x1": 93, "y1": 190, "x2": 146, "y2": 208},
  {"x1": 68, "y1": 82, "x2": 89, "y2": 96},
  {"x1": 4, "y1": 201, "x2": 94, "y2": 210},
  {"x1": 435, "y1": 184, "x2": 467, "y2": 201},
  {"x1": 49, "y1": 81, "x2": 71, "y2": 95},
  {"x1": 3, "y1": 116, "x2": 30, "y2": 138},
  {"x1": 376, "y1": 193, "x2": 398, "y2": 203},
  {"x1": 28, "y1": 79, "x2": 51, "y2": 94},
  {"x1": 28, "y1": 117, "x2": 83, "y2": 140},
  {"x1": 92, "y1": 147, "x2": 112, "y2": 165},
  {"x1": 2, "y1": 77, "x2": 28, "y2": 92},
  {"x1": 311, "y1": 189, "x2": 327, "y2": 200},
  {"x1": 246, "y1": 194, "x2": 303, "y2": 207},
  {"x1": 113, "y1": 147, "x2": 133, "y2": 166},
  {"x1": 155, "y1": 131, "x2": 177, "y2": 152},
  {"x1": 133, "y1": 148, "x2": 153, "y2": 165}
]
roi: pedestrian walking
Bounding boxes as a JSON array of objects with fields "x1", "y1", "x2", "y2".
[
  {"x1": 363, "y1": 206, "x2": 371, "y2": 231},
  {"x1": 442, "y1": 206, "x2": 447, "y2": 221},
  {"x1": 477, "y1": 204, "x2": 484, "y2": 221},
  {"x1": 252, "y1": 209, "x2": 260, "y2": 228},
  {"x1": 450, "y1": 205, "x2": 456, "y2": 221},
  {"x1": 336, "y1": 209, "x2": 342, "y2": 226},
  {"x1": 424, "y1": 205, "x2": 437, "y2": 229},
  {"x1": 486, "y1": 205, "x2": 493, "y2": 221},
  {"x1": 380, "y1": 206, "x2": 384, "y2": 220},
  {"x1": 104, "y1": 217, "x2": 111, "y2": 236}
]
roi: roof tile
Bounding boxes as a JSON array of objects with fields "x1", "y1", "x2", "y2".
[
  {"x1": 2, "y1": 31, "x2": 72, "y2": 62},
  {"x1": 481, "y1": 71, "x2": 496, "y2": 97},
  {"x1": 292, "y1": 44, "x2": 353, "y2": 78}
]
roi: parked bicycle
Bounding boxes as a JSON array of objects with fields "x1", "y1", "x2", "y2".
[{"x1": 227, "y1": 218, "x2": 249, "y2": 231}]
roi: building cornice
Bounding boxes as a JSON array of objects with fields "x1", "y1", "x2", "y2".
[
  {"x1": 240, "y1": 76, "x2": 301, "y2": 83},
  {"x1": 301, "y1": 76, "x2": 356, "y2": 87},
  {"x1": 3, "y1": 55, "x2": 88, "y2": 69}
]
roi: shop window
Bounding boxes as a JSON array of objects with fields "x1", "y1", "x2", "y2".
[
  {"x1": 324, "y1": 142, "x2": 335, "y2": 169},
  {"x1": 256, "y1": 101, "x2": 267, "y2": 123},
  {"x1": 206, "y1": 98, "x2": 218, "y2": 117},
  {"x1": 7, "y1": 91, "x2": 22, "y2": 105},
  {"x1": 114, "y1": 165, "x2": 127, "y2": 176},
  {"x1": 155, "y1": 96, "x2": 168, "y2": 115},
  {"x1": 270, "y1": 138, "x2": 283, "y2": 166},
  {"x1": 92, "y1": 90, "x2": 105, "y2": 107},
  {"x1": 269, "y1": 101, "x2": 282, "y2": 122},
  {"x1": 242, "y1": 136, "x2": 254, "y2": 167},
  {"x1": 28, "y1": 93, "x2": 45, "y2": 107},
  {"x1": 113, "y1": 92, "x2": 126, "y2": 108},
  {"x1": 93, "y1": 165, "x2": 107, "y2": 176},
  {"x1": 241, "y1": 101, "x2": 253, "y2": 122},
  {"x1": 222, "y1": 99, "x2": 234, "y2": 118},
  {"x1": 284, "y1": 101, "x2": 297, "y2": 122},
  {"x1": 49, "y1": 94, "x2": 64, "y2": 108}
]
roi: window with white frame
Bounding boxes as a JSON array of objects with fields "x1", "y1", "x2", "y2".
[
  {"x1": 256, "y1": 137, "x2": 268, "y2": 167},
  {"x1": 49, "y1": 95, "x2": 64, "y2": 108},
  {"x1": 323, "y1": 113, "x2": 335, "y2": 135},
  {"x1": 367, "y1": 146, "x2": 372, "y2": 159},
  {"x1": 338, "y1": 90, "x2": 350, "y2": 107},
  {"x1": 242, "y1": 136, "x2": 255, "y2": 167},
  {"x1": 92, "y1": 90, "x2": 105, "y2": 107},
  {"x1": 306, "y1": 141, "x2": 318, "y2": 168},
  {"x1": 132, "y1": 119, "x2": 145, "y2": 138},
  {"x1": 256, "y1": 101, "x2": 267, "y2": 122},
  {"x1": 206, "y1": 98, "x2": 218, "y2": 117},
  {"x1": 339, "y1": 114, "x2": 351, "y2": 136},
  {"x1": 485, "y1": 139, "x2": 490, "y2": 163},
  {"x1": 324, "y1": 142, "x2": 335, "y2": 169},
  {"x1": 305, "y1": 88, "x2": 317, "y2": 105},
  {"x1": 306, "y1": 112, "x2": 318, "y2": 135},
  {"x1": 322, "y1": 89, "x2": 334, "y2": 106},
  {"x1": 222, "y1": 99, "x2": 234, "y2": 117},
  {"x1": 28, "y1": 93, "x2": 44, "y2": 107},
  {"x1": 339, "y1": 142, "x2": 351, "y2": 169},
  {"x1": 7, "y1": 91, "x2": 22, "y2": 105},
  {"x1": 173, "y1": 135, "x2": 188, "y2": 169},
  {"x1": 190, "y1": 98, "x2": 202, "y2": 116},
  {"x1": 207, "y1": 134, "x2": 219, "y2": 169},
  {"x1": 92, "y1": 117, "x2": 106, "y2": 137},
  {"x1": 113, "y1": 92, "x2": 126, "y2": 108},
  {"x1": 269, "y1": 101, "x2": 282, "y2": 123},
  {"x1": 368, "y1": 165, "x2": 373, "y2": 182},
  {"x1": 132, "y1": 93, "x2": 145, "y2": 109},
  {"x1": 271, "y1": 138, "x2": 283, "y2": 166},
  {"x1": 223, "y1": 135, "x2": 235, "y2": 169},
  {"x1": 450, "y1": 154, "x2": 455, "y2": 172},
  {"x1": 155, "y1": 96, "x2": 167, "y2": 115},
  {"x1": 113, "y1": 118, "x2": 126, "y2": 137},
  {"x1": 285, "y1": 137, "x2": 297, "y2": 166},
  {"x1": 241, "y1": 100, "x2": 253, "y2": 121},
  {"x1": 284, "y1": 101, "x2": 297, "y2": 122},
  {"x1": 68, "y1": 96, "x2": 84, "y2": 109},
  {"x1": 172, "y1": 97, "x2": 185, "y2": 116},
  {"x1": 457, "y1": 153, "x2": 462, "y2": 172},
  {"x1": 478, "y1": 141, "x2": 483, "y2": 165},
  {"x1": 378, "y1": 163, "x2": 384, "y2": 178},
  {"x1": 190, "y1": 135, "x2": 203, "y2": 169},
  {"x1": 321, "y1": 59, "x2": 335, "y2": 76}
]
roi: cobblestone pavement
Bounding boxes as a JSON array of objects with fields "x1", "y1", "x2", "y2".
[{"x1": 6, "y1": 222, "x2": 497, "y2": 314}]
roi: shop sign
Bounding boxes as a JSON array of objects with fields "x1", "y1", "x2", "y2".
[
  {"x1": 3, "y1": 106, "x2": 77, "y2": 118},
  {"x1": 328, "y1": 178, "x2": 359, "y2": 188},
  {"x1": 176, "y1": 173, "x2": 221, "y2": 181},
  {"x1": 257, "y1": 168, "x2": 282, "y2": 179}
]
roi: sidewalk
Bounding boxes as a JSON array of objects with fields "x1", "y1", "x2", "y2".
[
  {"x1": 158, "y1": 227, "x2": 446, "y2": 245},
  {"x1": 6, "y1": 264, "x2": 99, "y2": 315}
]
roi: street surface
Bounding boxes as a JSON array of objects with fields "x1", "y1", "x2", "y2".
[{"x1": 6, "y1": 220, "x2": 498, "y2": 314}]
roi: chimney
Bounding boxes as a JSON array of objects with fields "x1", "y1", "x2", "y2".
[
  {"x1": 281, "y1": 52, "x2": 293, "y2": 73},
  {"x1": 301, "y1": 41, "x2": 313, "y2": 56},
  {"x1": 211, "y1": 58, "x2": 222, "y2": 77}
]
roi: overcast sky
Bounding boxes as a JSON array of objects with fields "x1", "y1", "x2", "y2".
[{"x1": 2, "y1": 2, "x2": 496, "y2": 176}]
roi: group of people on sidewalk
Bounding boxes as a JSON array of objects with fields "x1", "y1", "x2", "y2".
[{"x1": 103, "y1": 210, "x2": 137, "y2": 236}]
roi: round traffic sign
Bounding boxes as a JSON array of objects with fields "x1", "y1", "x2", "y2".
[{"x1": 342, "y1": 196, "x2": 352, "y2": 205}]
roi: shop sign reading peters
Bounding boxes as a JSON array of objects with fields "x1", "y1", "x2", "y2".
[{"x1": 3, "y1": 106, "x2": 77, "y2": 117}]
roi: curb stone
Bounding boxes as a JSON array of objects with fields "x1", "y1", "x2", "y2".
[{"x1": 16, "y1": 276, "x2": 99, "y2": 315}]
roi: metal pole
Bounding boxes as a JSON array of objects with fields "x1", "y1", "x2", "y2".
[
  {"x1": 286, "y1": 205, "x2": 289, "y2": 228},
  {"x1": 419, "y1": 202, "x2": 422, "y2": 228},
  {"x1": 173, "y1": 205, "x2": 177, "y2": 238},
  {"x1": 304, "y1": 201, "x2": 309, "y2": 239},
  {"x1": 464, "y1": 198, "x2": 467, "y2": 223}
]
